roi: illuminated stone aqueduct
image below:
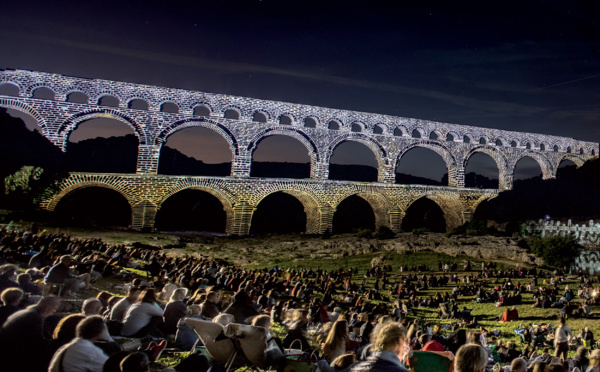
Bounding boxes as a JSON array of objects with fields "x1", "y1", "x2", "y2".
[{"x1": 0, "y1": 69, "x2": 597, "y2": 234}]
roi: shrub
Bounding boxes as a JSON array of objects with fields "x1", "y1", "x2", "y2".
[
  {"x1": 527, "y1": 234, "x2": 582, "y2": 269},
  {"x1": 374, "y1": 226, "x2": 395, "y2": 240},
  {"x1": 356, "y1": 228, "x2": 373, "y2": 239},
  {"x1": 412, "y1": 227, "x2": 429, "y2": 235}
]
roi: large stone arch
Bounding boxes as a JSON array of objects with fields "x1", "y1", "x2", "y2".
[
  {"x1": 396, "y1": 140, "x2": 457, "y2": 174},
  {"x1": 558, "y1": 154, "x2": 586, "y2": 168},
  {"x1": 464, "y1": 146, "x2": 510, "y2": 189},
  {"x1": 44, "y1": 181, "x2": 135, "y2": 212},
  {"x1": 510, "y1": 152, "x2": 554, "y2": 179},
  {"x1": 406, "y1": 194, "x2": 461, "y2": 231},
  {"x1": 334, "y1": 191, "x2": 391, "y2": 230},
  {"x1": 247, "y1": 127, "x2": 320, "y2": 163},
  {"x1": 157, "y1": 184, "x2": 236, "y2": 233},
  {"x1": 252, "y1": 188, "x2": 321, "y2": 234},
  {"x1": 0, "y1": 98, "x2": 49, "y2": 132},
  {"x1": 156, "y1": 118, "x2": 239, "y2": 156},
  {"x1": 58, "y1": 109, "x2": 147, "y2": 149},
  {"x1": 327, "y1": 133, "x2": 387, "y2": 166},
  {"x1": 0, "y1": 81, "x2": 24, "y2": 96}
]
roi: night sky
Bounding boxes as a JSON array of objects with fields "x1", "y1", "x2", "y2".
[{"x1": 1, "y1": 1, "x2": 599, "y2": 180}]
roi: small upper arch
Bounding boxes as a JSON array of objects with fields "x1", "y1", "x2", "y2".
[
  {"x1": 96, "y1": 94, "x2": 120, "y2": 107},
  {"x1": 65, "y1": 91, "x2": 90, "y2": 104},
  {"x1": 351, "y1": 122, "x2": 365, "y2": 133},
  {"x1": 0, "y1": 82, "x2": 22, "y2": 97},
  {"x1": 192, "y1": 103, "x2": 213, "y2": 116},
  {"x1": 31, "y1": 86, "x2": 56, "y2": 100},
  {"x1": 303, "y1": 116, "x2": 318, "y2": 128},
  {"x1": 373, "y1": 123, "x2": 386, "y2": 135},
  {"x1": 160, "y1": 101, "x2": 180, "y2": 114},
  {"x1": 127, "y1": 98, "x2": 150, "y2": 110},
  {"x1": 411, "y1": 128, "x2": 425, "y2": 138},
  {"x1": 222, "y1": 106, "x2": 242, "y2": 120},
  {"x1": 251, "y1": 110, "x2": 270, "y2": 123},
  {"x1": 278, "y1": 113, "x2": 294, "y2": 125}
]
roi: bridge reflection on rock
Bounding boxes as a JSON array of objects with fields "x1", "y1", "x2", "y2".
[{"x1": 0, "y1": 69, "x2": 597, "y2": 234}]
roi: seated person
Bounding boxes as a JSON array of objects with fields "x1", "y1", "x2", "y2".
[
  {"x1": 499, "y1": 306, "x2": 519, "y2": 322},
  {"x1": 121, "y1": 289, "x2": 164, "y2": 338},
  {"x1": 48, "y1": 315, "x2": 114, "y2": 372},
  {"x1": 0, "y1": 287, "x2": 23, "y2": 327},
  {"x1": 44, "y1": 255, "x2": 91, "y2": 297},
  {"x1": 17, "y1": 273, "x2": 42, "y2": 295}
]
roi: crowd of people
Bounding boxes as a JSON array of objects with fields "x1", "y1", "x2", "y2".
[{"x1": 0, "y1": 226, "x2": 599, "y2": 372}]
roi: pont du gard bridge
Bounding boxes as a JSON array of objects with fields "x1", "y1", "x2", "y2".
[{"x1": 1, "y1": 69, "x2": 598, "y2": 235}]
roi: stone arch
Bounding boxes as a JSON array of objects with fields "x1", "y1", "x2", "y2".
[
  {"x1": 396, "y1": 141, "x2": 457, "y2": 174},
  {"x1": 351, "y1": 122, "x2": 365, "y2": 133},
  {"x1": 65, "y1": 90, "x2": 90, "y2": 104},
  {"x1": 251, "y1": 109, "x2": 270, "y2": 123},
  {"x1": 278, "y1": 113, "x2": 295, "y2": 125},
  {"x1": 0, "y1": 98, "x2": 48, "y2": 131},
  {"x1": 252, "y1": 188, "x2": 321, "y2": 234},
  {"x1": 95, "y1": 93, "x2": 121, "y2": 107},
  {"x1": 157, "y1": 118, "x2": 239, "y2": 155},
  {"x1": 557, "y1": 154, "x2": 586, "y2": 168},
  {"x1": 327, "y1": 133, "x2": 387, "y2": 166},
  {"x1": 464, "y1": 146, "x2": 510, "y2": 189},
  {"x1": 494, "y1": 137, "x2": 507, "y2": 147},
  {"x1": 446, "y1": 131, "x2": 459, "y2": 142},
  {"x1": 0, "y1": 82, "x2": 22, "y2": 96},
  {"x1": 45, "y1": 181, "x2": 134, "y2": 212},
  {"x1": 463, "y1": 133, "x2": 474, "y2": 144},
  {"x1": 334, "y1": 191, "x2": 390, "y2": 230},
  {"x1": 191, "y1": 102, "x2": 214, "y2": 116},
  {"x1": 510, "y1": 153, "x2": 554, "y2": 179},
  {"x1": 31, "y1": 86, "x2": 56, "y2": 100},
  {"x1": 373, "y1": 124, "x2": 386, "y2": 134},
  {"x1": 24, "y1": 84, "x2": 56, "y2": 98},
  {"x1": 411, "y1": 128, "x2": 425, "y2": 138},
  {"x1": 429, "y1": 130, "x2": 443, "y2": 140},
  {"x1": 393, "y1": 127, "x2": 406, "y2": 137},
  {"x1": 58, "y1": 109, "x2": 147, "y2": 148},
  {"x1": 303, "y1": 116, "x2": 319, "y2": 128},
  {"x1": 222, "y1": 106, "x2": 242, "y2": 120},
  {"x1": 247, "y1": 127, "x2": 320, "y2": 163},
  {"x1": 127, "y1": 98, "x2": 150, "y2": 110},
  {"x1": 157, "y1": 184, "x2": 235, "y2": 231},
  {"x1": 159, "y1": 101, "x2": 179, "y2": 113},
  {"x1": 410, "y1": 194, "x2": 461, "y2": 231}
]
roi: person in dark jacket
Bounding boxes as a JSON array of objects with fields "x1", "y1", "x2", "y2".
[
  {"x1": 350, "y1": 323, "x2": 410, "y2": 372},
  {"x1": 223, "y1": 291, "x2": 258, "y2": 324}
]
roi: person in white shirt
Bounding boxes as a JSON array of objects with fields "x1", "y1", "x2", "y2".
[
  {"x1": 121, "y1": 288, "x2": 164, "y2": 337},
  {"x1": 49, "y1": 315, "x2": 113, "y2": 372},
  {"x1": 554, "y1": 317, "x2": 573, "y2": 360}
]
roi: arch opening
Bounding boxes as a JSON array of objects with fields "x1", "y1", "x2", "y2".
[
  {"x1": 160, "y1": 102, "x2": 179, "y2": 113},
  {"x1": 557, "y1": 159, "x2": 577, "y2": 178},
  {"x1": 328, "y1": 121, "x2": 340, "y2": 130},
  {"x1": 304, "y1": 117, "x2": 317, "y2": 128},
  {"x1": 394, "y1": 128, "x2": 403, "y2": 137},
  {"x1": 4, "y1": 108, "x2": 44, "y2": 134},
  {"x1": 250, "y1": 192, "x2": 306, "y2": 234},
  {"x1": 351, "y1": 123, "x2": 362, "y2": 132},
  {"x1": 128, "y1": 99, "x2": 149, "y2": 110},
  {"x1": 411, "y1": 129, "x2": 421, "y2": 138},
  {"x1": 32, "y1": 87, "x2": 55, "y2": 100},
  {"x1": 279, "y1": 115, "x2": 292, "y2": 125},
  {"x1": 193, "y1": 105, "x2": 211, "y2": 116},
  {"x1": 159, "y1": 127, "x2": 232, "y2": 176},
  {"x1": 250, "y1": 135, "x2": 311, "y2": 179},
  {"x1": 0, "y1": 83, "x2": 20, "y2": 96},
  {"x1": 465, "y1": 152, "x2": 499, "y2": 188},
  {"x1": 401, "y1": 197, "x2": 446, "y2": 232},
  {"x1": 373, "y1": 125, "x2": 383, "y2": 134},
  {"x1": 329, "y1": 141, "x2": 378, "y2": 182},
  {"x1": 66, "y1": 92, "x2": 89, "y2": 104},
  {"x1": 332, "y1": 195, "x2": 375, "y2": 234},
  {"x1": 66, "y1": 118, "x2": 138, "y2": 173},
  {"x1": 513, "y1": 156, "x2": 543, "y2": 185},
  {"x1": 396, "y1": 147, "x2": 447, "y2": 185},
  {"x1": 253, "y1": 112, "x2": 268, "y2": 123},
  {"x1": 53, "y1": 187, "x2": 131, "y2": 228},
  {"x1": 155, "y1": 189, "x2": 226, "y2": 233},
  {"x1": 224, "y1": 109, "x2": 240, "y2": 120},
  {"x1": 98, "y1": 95, "x2": 119, "y2": 107}
]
